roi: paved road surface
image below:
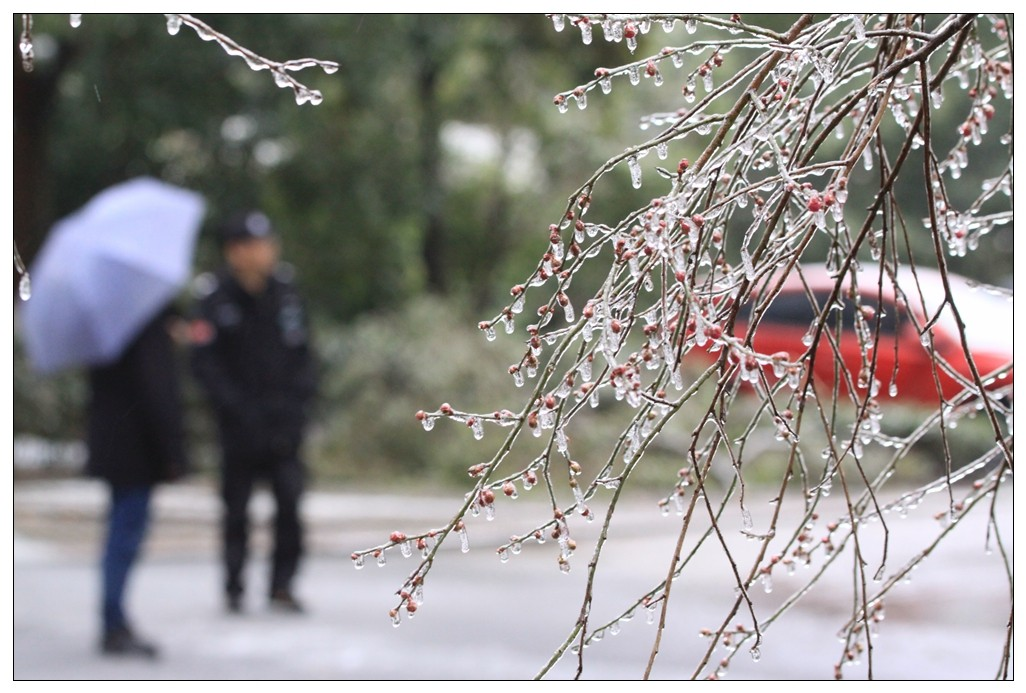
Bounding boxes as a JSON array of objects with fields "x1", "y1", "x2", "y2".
[{"x1": 11, "y1": 478, "x2": 1012, "y2": 680}]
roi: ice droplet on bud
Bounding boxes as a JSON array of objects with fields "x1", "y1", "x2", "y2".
[
  {"x1": 564, "y1": 302, "x2": 575, "y2": 323},
  {"x1": 628, "y1": 156, "x2": 643, "y2": 188},
  {"x1": 18, "y1": 273, "x2": 31, "y2": 301},
  {"x1": 165, "y1": 14, "x2": 182, "y2": 35},
  {"x1": 459, "y1": 526, "x2": 470, "y2": 553},
  {"x1": 579, "y1": 20, "x2": 593, "y2": 44},
  {"x1": 352, "y1": 554, "x2": 365, "y2": 570}
]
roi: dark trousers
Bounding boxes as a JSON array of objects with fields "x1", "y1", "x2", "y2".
[
  {"x1": 220, "y1": 454, "x2": 305, "y2": 598},
  {"x1": 101, "y1": 485, "x2": 153, "y2": 634}
]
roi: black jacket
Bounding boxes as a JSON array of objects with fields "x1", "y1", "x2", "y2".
[
  {"x1": 189, "y1": 265, "x2": 317, "y2": 460},
  {"x1": 87, "y1": 308, "x2": 188, "y2": 486}
]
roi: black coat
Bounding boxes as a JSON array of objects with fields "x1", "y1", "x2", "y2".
[
  {"x1": 189, "y1": 265, "x2": 317, "y2": 461},
  {"x1": 86, "y1": 309, "x2": 188, "y2": 486}
]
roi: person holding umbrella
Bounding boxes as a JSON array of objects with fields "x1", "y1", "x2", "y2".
[
  {"x1": 189, "y1": 210, "x2": 317, "y2": 614},
  {"x1": 20, "y1": 177, "x2": 205, "y2": 658},
  {"x1": 88, "y1": 305, "x2": 189, "y2": 657}
]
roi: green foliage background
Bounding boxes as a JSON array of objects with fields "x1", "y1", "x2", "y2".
[{"x1": 13, "y1": 14, "x2": 1009, "y2": 486}]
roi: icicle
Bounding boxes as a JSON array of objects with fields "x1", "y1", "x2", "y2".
[
  {"x1": 628, "y1": 155, "x2": 643, "y2": 188},
  {"x1": 165, "y1": 14, "x2": 183, "y2": 35},
  {"x1": 18, "y1": 273, "x2": 31, "y2": 301},
  {"x1": 579, "y1": 19, "x2": 593, "y2": 44}
]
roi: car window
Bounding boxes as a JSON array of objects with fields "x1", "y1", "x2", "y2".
[{"x1": 739, "y1": 289, "x2": 897, "y2": 335}]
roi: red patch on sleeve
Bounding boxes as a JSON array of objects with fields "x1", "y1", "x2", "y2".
[{"x1": 189, "y1": 319, "x2": 216, "y2": 345}]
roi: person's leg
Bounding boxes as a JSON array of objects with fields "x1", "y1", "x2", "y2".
[
  {"x1": 221, "y1": 458, "x2": 254, "y2": 610},
  {"x1": 100, "y1": 484, "x2": 157, "y2": 656},
  {"x1": 268, "y1": 459, "x2": 305, "y2": 609}
]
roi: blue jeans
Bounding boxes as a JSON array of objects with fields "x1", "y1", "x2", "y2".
[{"x1": 101, "y1": 485, "x2": 152, "y2": 634}]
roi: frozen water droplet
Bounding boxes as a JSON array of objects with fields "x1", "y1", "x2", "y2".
[
  {"x1": 750, "y1": 646, "x2": 762, "y2": 662},
  {"x1": 685, "y1": 18, "x2": 697, "y2": 33},
  {"x1": 18, "y1": 273, "x2": 31, "y2": 301},
  {"x1": 165, "y1": 14, "x2": 182, "y2": 35},
  {"x1": 579, "y1": 20, "x2": 593, "y2": 44},
  {"x1": 69, "y1": 14, "x2": 82, "y2": 28},
  {"x1": 459, "y1": 527, "x2": 470, "y2": 553},
  {"x1": 484, "y1": 325, "x2": 496, "y2": 341},
  {"x1": 628, "y1": 155, "x2": 643, "y2": 188},
  {"x1": 376, "y1": 551, "x2": 387, "y2": 567},
  {"x1": 399, "y1": 540, "x2": 412, "y2": 558},
  {"x1": 352, "y1": 554, "x2": 365, "y2": 570},
  {"x1": 421, "y1": 417, "x2": 435, "y2": 431}
]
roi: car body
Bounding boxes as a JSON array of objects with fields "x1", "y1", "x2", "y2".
[{"x1": 728, "y1": 263, "x2": 1012, "y2": 404}]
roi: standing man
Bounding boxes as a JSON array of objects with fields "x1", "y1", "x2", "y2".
[{"x1": 189, "y1": 210, "x2": 317, "y2": 614}]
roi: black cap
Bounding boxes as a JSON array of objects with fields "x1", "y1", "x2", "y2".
[{"x1": 220, "y1": 210, "x2": 276, "y2": 244}]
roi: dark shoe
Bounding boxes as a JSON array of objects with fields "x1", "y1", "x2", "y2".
[
  {"x1": 101, "y1": 626, "x2": 159, "y2": 659},
  {"x1": 269, "y1": 589, "x2": 304, "y2": 613},
  {"x1": 226, "y1": 592, "x2": 243, "y2": 614}
]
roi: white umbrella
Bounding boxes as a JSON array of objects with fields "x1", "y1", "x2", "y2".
[{"x1": 20, "y1": 177, "x2": 206, "y2": 374}]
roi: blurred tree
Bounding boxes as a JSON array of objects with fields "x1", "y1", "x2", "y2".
[{"x1": 13, "y1": 14, "x2": 647, "y2": 320}]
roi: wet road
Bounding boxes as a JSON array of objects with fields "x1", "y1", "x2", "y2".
[{"x1": 12, "y1": 478, "x2": 1013, "y2": 680}]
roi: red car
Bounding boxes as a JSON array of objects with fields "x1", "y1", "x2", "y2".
[{"x1": 727, "y1": 263, "x2": 1012, "y2": 405}]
